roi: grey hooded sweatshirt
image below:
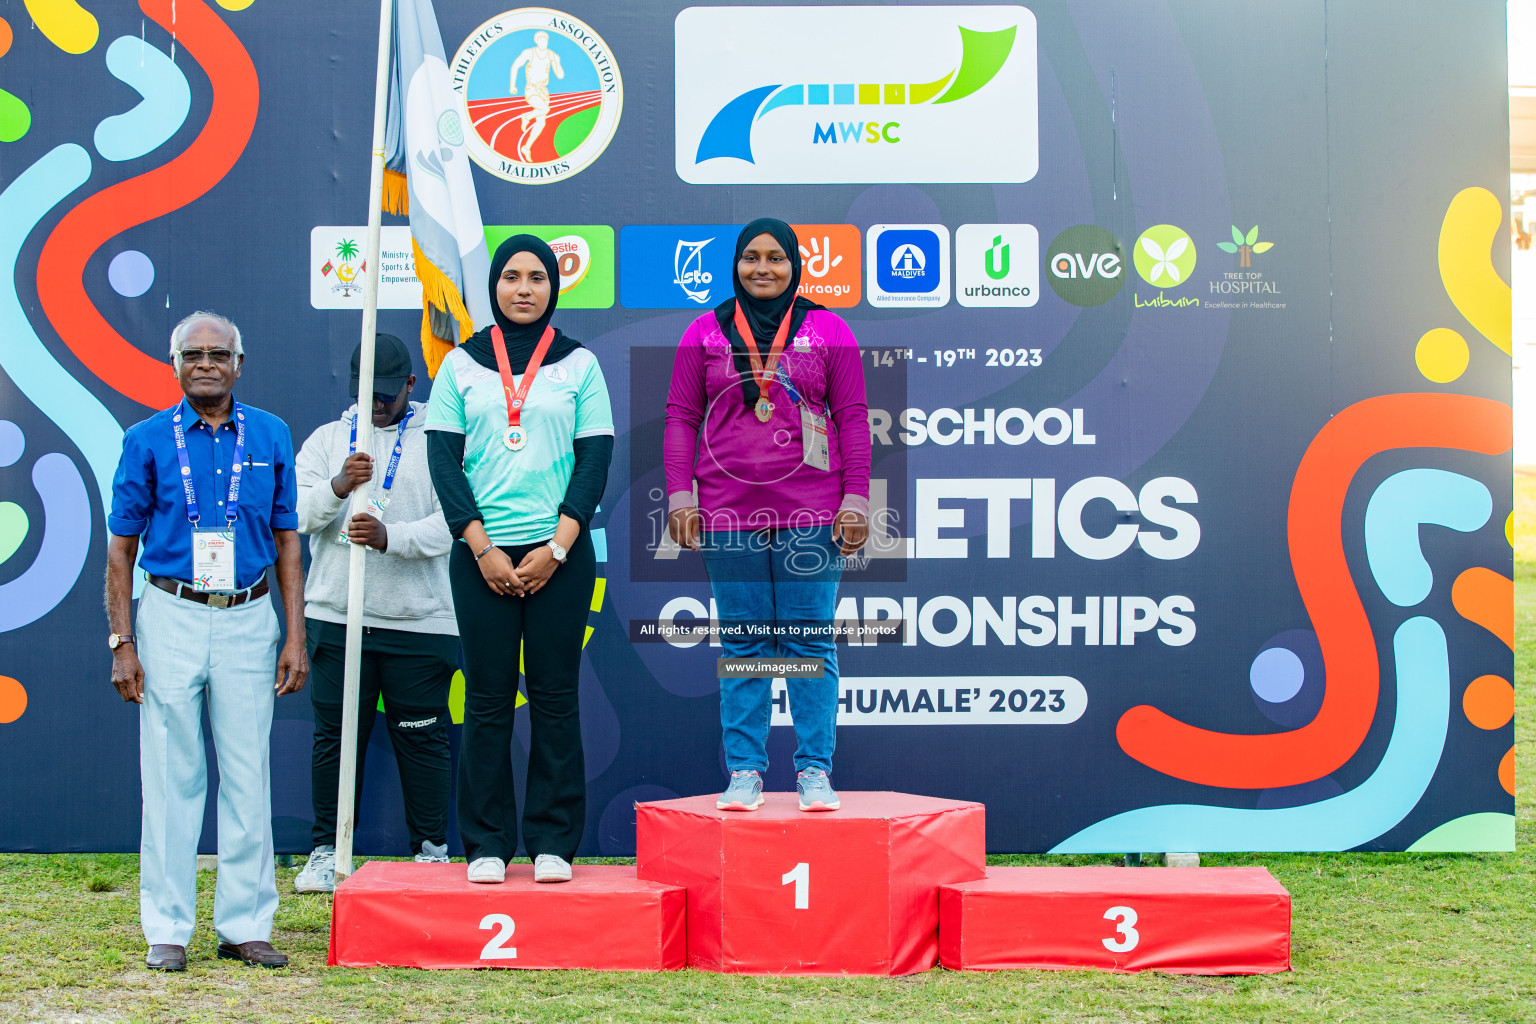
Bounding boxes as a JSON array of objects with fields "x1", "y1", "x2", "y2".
[{"x1": 295, "y1": 401, "x2": 457, "y2": 635}]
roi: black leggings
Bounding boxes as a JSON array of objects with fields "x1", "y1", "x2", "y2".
[
  {"x1": 449, "y1": 530, "x2": 595, "y2": 862},
  {"x1": 306, "y1": 620, "x2": 458, "y2": 855}
]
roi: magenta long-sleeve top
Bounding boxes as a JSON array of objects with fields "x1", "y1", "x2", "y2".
[{"x1": 664, "y1": 308, "x2": 871, "y2": 529}]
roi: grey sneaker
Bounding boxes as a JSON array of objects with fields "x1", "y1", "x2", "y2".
[
  {"x1": 717, "y1": 769, "x2": 764, "y2": 811},
  {"x1": 414, "y1": 840, "x2": 449, "y2": 863},
  {"x1": 533, "y1": 854, "x2": 572, "y2": 882},
  {"x1": 796, "y1": 767, "x2": 840, "y2": 811},
  {"x1": 293, "y1": 846, "x2": 336, "y2": 893}
]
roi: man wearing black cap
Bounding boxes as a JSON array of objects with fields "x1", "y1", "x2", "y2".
[{"x1": 291, "y1": 334, "x2": 459, "y2": 892}]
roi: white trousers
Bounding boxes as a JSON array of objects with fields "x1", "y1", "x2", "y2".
[{"x1": 136, "y1": 582, "x2": 280, "y2": 947}]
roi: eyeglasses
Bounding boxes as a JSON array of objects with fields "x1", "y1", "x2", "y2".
[
  {"x1": 180, "y1": 348, "x2": 235, "y2": 366},
  {"x1": 372, "y1": 391, "x2": 404, "y2": 404}
]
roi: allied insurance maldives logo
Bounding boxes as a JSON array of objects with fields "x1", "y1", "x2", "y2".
[
  {"x1": 675, "y1": 6, "x2": 1037, "y2": 185},
  {"x1": 451, "y1": 9, "x2": 623, "y2": 185}
]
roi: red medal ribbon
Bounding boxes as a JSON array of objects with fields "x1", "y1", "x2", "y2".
[
  {"x1": 732, "y1": 301, "x2": 794, "y2": 409},
  {"x1": 490, "y1": 325, "x2": 556, "y2": 429}
]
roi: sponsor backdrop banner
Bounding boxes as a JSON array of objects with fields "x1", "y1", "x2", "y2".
[{"x1": 0, "y1": 1, "x2": 1514, "y2": 854}]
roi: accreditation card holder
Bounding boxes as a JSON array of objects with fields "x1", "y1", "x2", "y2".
[
  {"x1": 192, "y1": 529, "x2": 237, "y2": 591},
  {"x1": 774, "y1": 368, "x2": 831, "y2": 472},
  {"x1": 801, "y1": 405, "x2": 831, "y2": 470}
]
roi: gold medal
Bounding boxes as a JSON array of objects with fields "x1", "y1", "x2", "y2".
[{"x1": 754, "y1": 397, "x2": 772, "y2": 423}]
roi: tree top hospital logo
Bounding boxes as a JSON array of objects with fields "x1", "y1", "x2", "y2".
[
  {"x1": 451, "y1": 9, "x2": 623, "y2": 185},
  {"x1": 675, "y1": 6, "x2": 1037, "y2": 184}
]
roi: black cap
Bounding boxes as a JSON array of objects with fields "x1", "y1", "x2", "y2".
[{"x1": 350, "y1": 333, "x2": 413, "y2": 398}]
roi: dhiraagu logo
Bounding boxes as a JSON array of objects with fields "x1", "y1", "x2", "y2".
[
  {"x1": 675, "y1": 6, "x2": 1037, "y2": 184},
  {"x1": 1132, "y1": 224, "x2": 1201, "y2": 309}
]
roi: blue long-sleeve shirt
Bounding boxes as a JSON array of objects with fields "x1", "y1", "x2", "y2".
[{"x1": 109, "y1": 397, "x2": 298, "y2": 590}]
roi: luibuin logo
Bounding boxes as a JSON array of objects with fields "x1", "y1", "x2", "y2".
[
  {"x1": 1044, "y1": 225, "x2": 1124, "y2": 307},
  {"x1": 1216, "y1": 225, "x2": 1273, "y2": 267},
  {"x1": 693, "y1": 24, "x2": 1016, "y2": 166},
  {"x1": 1133, "y1": 225, "x2": 1197, "y2": 287}
]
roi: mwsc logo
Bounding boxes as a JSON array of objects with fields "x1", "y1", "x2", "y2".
[
  {"x1": 1044, "y1": 225, "x2": 1124, "y2": 307},
  {"x1": 675, "y1": 6, "x2": 1037, "y2": 184}
]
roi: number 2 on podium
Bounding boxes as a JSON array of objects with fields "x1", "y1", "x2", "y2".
[
  {"x1": 1102, "y1": 905, "x2": 1139, "y2": 952},
  {"x1": 781, "y1": 862, "x2": 809, "y2": 909},
  {"x1": 479, "y1": 913, "x2": 517, "y2": 959}
]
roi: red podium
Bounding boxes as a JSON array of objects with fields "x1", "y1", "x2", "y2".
[
  {"x1": 636, "y1": 791, "x2": 985, "y2": 975},
  {"x1": 328, "y1": 862, "x2": 686, "y2": 970},
  {"x1": 939, "y1": 867, "x2": 1291, "y2": 974}
]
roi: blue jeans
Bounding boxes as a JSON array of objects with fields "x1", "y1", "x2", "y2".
[{"x1": 700, "y1": 525, "x2": 843, "y2": 775}]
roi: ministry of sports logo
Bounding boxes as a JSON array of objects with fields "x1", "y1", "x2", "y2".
[{"x1": 451, "y1": 9, "x2": 622, "y2": 185}]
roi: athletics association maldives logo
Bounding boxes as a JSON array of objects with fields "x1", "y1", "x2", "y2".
[
  {"x1": 675, "y1": 6, "x2": 1038, "y2": 184},
  {"x1": 451, "y1": 9, "x2": 623, "y2": 185}
]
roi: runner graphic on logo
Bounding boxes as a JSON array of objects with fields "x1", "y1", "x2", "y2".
[
  {"x1": 509, "y1": 31, "x2": 565, "y2": 163},
  {"x1": 452, "y1": 10, "x2": 623, "y2": 184}
]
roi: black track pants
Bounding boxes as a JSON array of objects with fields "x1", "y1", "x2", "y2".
[
  {"x1": 449, "y1": 531, "x2": 595, "y2": 863},
  {"x1": 307, "y1": 620, "x2": 458, "y2": 854}
]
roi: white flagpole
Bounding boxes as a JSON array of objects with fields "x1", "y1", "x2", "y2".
[{"x1": 336, "y1": 0, "x2": 396, "y2": 883}]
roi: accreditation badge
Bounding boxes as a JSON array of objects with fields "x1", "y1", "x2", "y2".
[
  {"x1": 192, "y1": 529, "x2": 237, "y2": 591},
  {"x1": 801, "y1": 406, "x2": 831, "y2": 471}
]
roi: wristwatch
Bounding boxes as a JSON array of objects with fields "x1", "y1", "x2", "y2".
[
  {"x1": 108, "y1": 633, "x2": 135, "y2": 650},
  {"x1": 546, "y1": 540, "x2": 568, "y2": 564}
]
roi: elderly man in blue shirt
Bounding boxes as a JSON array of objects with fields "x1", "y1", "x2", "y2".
[{"x1": 104, "y1": 311, "x2": 309, "y2": 972}]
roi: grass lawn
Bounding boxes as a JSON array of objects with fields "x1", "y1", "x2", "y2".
[{"x1": 2, "y1": 479, "x2": 1532, "y2": 1024}]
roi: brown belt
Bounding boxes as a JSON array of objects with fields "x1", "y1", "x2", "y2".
[{"x1": 148, "y1": 574, "x2": 269, "y2": 609}]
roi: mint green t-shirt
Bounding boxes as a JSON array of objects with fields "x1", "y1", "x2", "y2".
[{"x1": 424, "y1": 344, "x2": 614, "y2": 545}]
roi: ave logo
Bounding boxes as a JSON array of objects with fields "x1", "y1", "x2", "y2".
[{"x1": 1044, "y1": 225, "x2": 1125, "y2": 307}]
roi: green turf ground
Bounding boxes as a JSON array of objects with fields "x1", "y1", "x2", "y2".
[{"x1": 1, "y1": 479, "x2": 1531, "y2": 1024}]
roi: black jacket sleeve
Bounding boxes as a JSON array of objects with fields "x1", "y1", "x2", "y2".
[
  {"x1": 426, "y1": 431, "x2": 482, "y2": 539},
  {"x1": 558, "y1": 434, "x2": 614, "y2": 530}
]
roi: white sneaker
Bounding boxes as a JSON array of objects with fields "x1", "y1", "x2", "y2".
[
  {"x1": 414, "y1": 840, "x2": 449, "y2": 863},
  {"x1": 533, "y1": 854, "x2": 572, "y2": 883},
  {"x1": 293, "y1": 846, "x2": 335, "y2": 893},
  {"x1": 466, "y1": 857, "x2": 505, "y2": 884}
]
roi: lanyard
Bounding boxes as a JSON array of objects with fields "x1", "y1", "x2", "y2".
[
  {"x1": 490, "y1": 325, "x2": 556, "y2": 428},
  {"x1": 350, "y1": 408, "x2": 414, "y2": 493},
  {"x1": 171, "y1": 401, "x2": 246, "y2": 525},
  {"x1": 732, "y1": 302, "x2": 794, "y2": 410}
]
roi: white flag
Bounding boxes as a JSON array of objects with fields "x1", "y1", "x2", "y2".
[{"x1": 382, "y1": 0, "x2": 493, "y2": 375}]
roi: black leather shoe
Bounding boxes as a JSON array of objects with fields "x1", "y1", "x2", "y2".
[
  {"x1": 146, "y1": 944, "x2": 186, "y2": 971},
  {"x1": 216, "y1": 940, "x2": 289, "y2": 968}
]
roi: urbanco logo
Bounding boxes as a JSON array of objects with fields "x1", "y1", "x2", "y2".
[
  {"x1": 451, "y1": 9, "x2": 622, "y2": 185},
  {"x1": 1133, "y1": 225, "x2": 1197, "y2": 288},
  {"x1": 956, "y1": 224, "x2": 1038, "y2": 307},
  {"x1": 867, "y1": 224, "x2": 949, "y2": 308},
  {"x1": 675, "y1": 6, "x2": 1037, "y2": 184},
  {"x1": 1043, "y1": 225, "x2": 1124, "y2": 307}
]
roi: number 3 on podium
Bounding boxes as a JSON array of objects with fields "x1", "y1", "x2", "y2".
[
  {"x1": 1101, "y1": 905, "x2": 1139, "y2": 952},
  {"x1": 479, "y1": 913, "x2": 517, "y2": 959},
  {"x1": 781, "y1": 862, "x2": 809, "y2": 910}
]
